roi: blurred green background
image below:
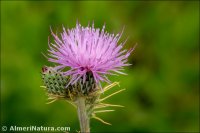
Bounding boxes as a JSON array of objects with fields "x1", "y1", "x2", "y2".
[{"x1": 1, "y1": 1, "x2": 199, "y2": 132}]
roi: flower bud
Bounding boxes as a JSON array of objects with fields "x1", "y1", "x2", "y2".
[
  {"x1": 41, "y1": 66, "x2": 97, "y2": 99},
  {"x1": 41, "y1": 66, "x2": 70, "y2": 97}
]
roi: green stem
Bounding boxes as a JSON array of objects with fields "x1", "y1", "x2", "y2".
[{"x1": 76, "y1": 97, "x2": 90, "y2": 133}]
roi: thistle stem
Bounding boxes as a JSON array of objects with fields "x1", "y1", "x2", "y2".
[{"x1": 76, "y1": 97, "x2": 90, "y2": 133}]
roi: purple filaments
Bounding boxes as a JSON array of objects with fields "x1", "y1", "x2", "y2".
[{"x1": 47, "y1": 22, "x2": 134, "y2": 87}]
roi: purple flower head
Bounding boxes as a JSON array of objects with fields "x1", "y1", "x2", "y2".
[{"x1": 47, "y1": 22, "x2": 134, "y2": 87}]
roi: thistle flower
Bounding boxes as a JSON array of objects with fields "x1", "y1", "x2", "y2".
[
  {"x1": 47, "y1": 22, "x2": 134, "y2": 87},
  {"x1": 42, "y1": 22, "x2": 135, "y2": 133}
]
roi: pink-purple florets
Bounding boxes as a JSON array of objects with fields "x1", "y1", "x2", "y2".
[{"x1": 47, "y1": 22, "x2": 134, "y2": 86}]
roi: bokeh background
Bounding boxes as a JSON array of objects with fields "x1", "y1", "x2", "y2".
[{"x1": 1, "y1": 1, "x2": 199, "y2": 132}]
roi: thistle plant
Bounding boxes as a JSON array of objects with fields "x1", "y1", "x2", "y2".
[{"x1": 41, "y1": 22, "x2": 134, "y2": 133}]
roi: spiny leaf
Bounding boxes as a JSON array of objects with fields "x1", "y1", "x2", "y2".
[
  {"x1": 40, "y1": 86, "x2": 46, "y2": 88},
  {"x1": 46, "y1": 98, "x2": 57, "y2": 104},
  {"x1": 94, "y1": 103, "x2": 124, "y2": 109},
  {"x1": 94, "y1": 109, "x2": 115, "y2": 113},
  {"x1": 92, "y1": 115, "x2": 111, "y2": 125},
  {"x1": 101, "y1": 82, "x2": 120, "y2": 93},
  {"x1": 65, "y1": 100, "x2": 76, "y2": 108},
  {"x1": 99, "y1": 88, "x2": 126, "y2": 102}
]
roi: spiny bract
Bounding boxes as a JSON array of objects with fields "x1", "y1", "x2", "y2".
[{"x1": 41, "y1": 66, "x2": 97, "y2": 99}]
